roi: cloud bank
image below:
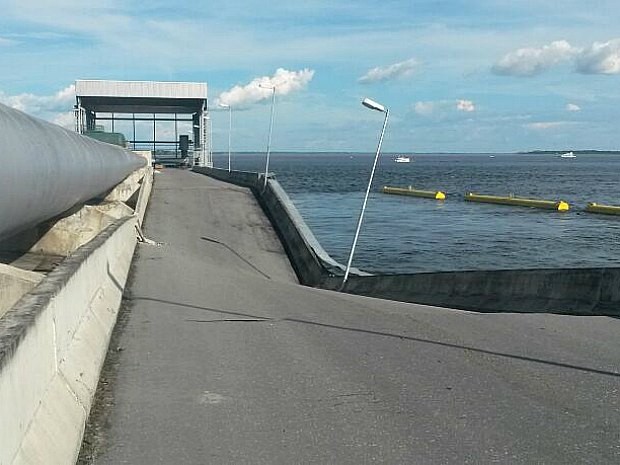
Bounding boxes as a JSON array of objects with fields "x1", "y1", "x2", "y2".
[
  {"x1": 0, "y1": 84, "x2": 75, "y2": 112},
  {"x1": 0, "y1": 84, "x2": 75, "y2": 127},
  {"x1": 492, "y1": 40, "x2": 577, "y2": 76},
  {"x1": 216, "y1": 68, "x2": 314, "y2": 108},
  {"x1": 358, "y1": 58, "x2": 418, "y2": 84},
  {"x1": 493, "y1": 38, "x2": 620, "y2": 76},
  {"x1": 566, "y1": 103, "x2": 581, "y2": 112}
]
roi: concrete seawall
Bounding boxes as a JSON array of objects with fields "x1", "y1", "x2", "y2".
[
  {"x1": 193, "y1": 167, "x2": 367, "y2": 286},
  {"x1": 324, "y1": 267, "x2": 620, "y2": 316},
  {"x1": 0, "y1": 166, "x2": 152, "y2": 465},
  {"x1": 193, "y1": 166, "x2": 620, "y2": 317}
]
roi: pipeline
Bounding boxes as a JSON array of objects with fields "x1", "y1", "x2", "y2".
[
  {"x1": 585, "y1": 202, "x2": 620, "y2": 216},
  {"x1": 382, "y1": 186, "x2": 446, "y2": 200},
  {"x1": 465, "y1": 193, "x2": 569, "y2": 211},
  {"x1": 0, "y1": 103, "x2": 146, "y2": 242}
]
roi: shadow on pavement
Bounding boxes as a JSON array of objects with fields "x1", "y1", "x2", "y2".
[{"x1": 130, "y1": 296, "x2": 620, "y2": 379}]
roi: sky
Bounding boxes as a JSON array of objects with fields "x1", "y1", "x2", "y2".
[{"x1": 1, "y1": 0, "x2": 619, "y2": 153}]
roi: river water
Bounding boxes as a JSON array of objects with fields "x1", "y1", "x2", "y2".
[{"x1": 212, "y1": 152, "x2": 620, "y2": 274}]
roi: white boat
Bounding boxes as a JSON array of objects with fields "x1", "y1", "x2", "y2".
[
  {"x1": 395, "y1": 155, "x2": 411, "y2": 163},
  {"x1": 560, "y1": 151, "x2": 576, "y2": 158}
]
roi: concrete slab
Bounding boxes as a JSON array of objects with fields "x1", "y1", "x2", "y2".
[
  {"x1": 81, "y1": 170, "x2": 620, "y2": 464},
  {"x1": 13, "y1": 374, "x2": 86, "y2": 465}
]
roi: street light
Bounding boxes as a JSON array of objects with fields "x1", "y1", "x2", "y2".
[
  {"x1": 219, "y1": 103, "x2": 232, "y2": 172},
  {"x1": 341, "y1": 97, "x2": 390, "y2": 288},
  {"x1": 259, "y1": 83, "x2": 276, "y2": 189}
]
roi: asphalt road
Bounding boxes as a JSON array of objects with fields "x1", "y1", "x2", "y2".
[{"x1": 80, "y1": 169, "x2": 620, "y2": 464}]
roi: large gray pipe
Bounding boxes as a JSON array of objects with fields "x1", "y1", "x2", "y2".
[{"x1": 0, "y1": 103, "x2": 146, "y2": 242}]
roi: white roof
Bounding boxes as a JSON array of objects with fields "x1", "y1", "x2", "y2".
[{"x1": 75, "y1": 80, "x2": 207, "y2": 99}]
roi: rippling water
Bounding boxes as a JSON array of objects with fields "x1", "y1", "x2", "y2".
[{"x1": 213, "y1": 152, "x2": 620, "y2": 273}]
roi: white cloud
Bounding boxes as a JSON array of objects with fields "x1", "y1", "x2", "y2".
[
  {"x1": 358, "y1": 58, "x2": 419, "y2": 84},
  {"x1": 456, "y1": 99, "x2": 476, "y2": 112},
  {"x1": 216, "y1": 68, "x2": 314, "y2": 108},
  {"x1": 52, "y1": 112, "x2": 75, "y2": 129},
  {"x1": 413, "y1": 101, "x2": 436, "y2": 116},
  {"x1": 566, "y1": 103, "x2": 581, "y2": 112},
  {"x1": 0, "y1": 37, "x2": 16, "y2": 46},
  {"x1": 575, "y1": 39, "x2": 620, "y2": 74},
  {"x1": 0, "y1": 84, "x2": 75, "y2": 123},
  {"x1": 494, "y1": 38, "x2": 620, "y2": 76},
  {"x1": 492, "y1": 40, "x2": 577, "y2": 76}
]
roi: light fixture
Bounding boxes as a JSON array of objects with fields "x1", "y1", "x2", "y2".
[
  {"x1": 259, "y1": 84, "x2": 277, "y2": 189},
  {"x1": 341, "y1": 97, "x2": 389, "y2": 288},
  {"x1": 219, "y1": 103, "x2": 232, "y2": 172}
]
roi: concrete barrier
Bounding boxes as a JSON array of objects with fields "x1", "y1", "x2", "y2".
[
  {"x1": 323, "y1": 267, "x2": 620, "y2": 316},
  {"x1": 0, "y1": 167, "x2": 152, "y2": 465},
  {"x1": 193, "y1": 166, "x2": 620, "y2": 317},
  {"x1": 193, "y1": 167, "x2": 261, "y2": 189}
]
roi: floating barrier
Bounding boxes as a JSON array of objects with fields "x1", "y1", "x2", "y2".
[
  {"x1": 382, "y1": 186, "x2": 446, "y2": 200},
  {"x1": 465, "y1": 193, "x2": 569, "y2": 211},
  {"x1": 585, "y1": 202, "x2": 620, "y2": 216}
]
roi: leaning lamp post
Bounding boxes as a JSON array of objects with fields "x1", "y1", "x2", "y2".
[
  {"x1": 218, "y1": 103, "x2": 232, "y2": 172},
  {"x1": 341, "y1": 98, "x2": 389, "y2": 288},
  {"x1": 259, "y1": 83, "x2": 276, "y2": 189}
]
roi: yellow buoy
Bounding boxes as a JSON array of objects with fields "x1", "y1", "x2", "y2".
[
  {"x1": 585, "y1": 202, "x2": 620, "y2": 215},
  {"x1": 382, "y1": 186, "x2": 446, "y2": 200},
  {"x1": 464, "y1": 193, "x2": 570, "y2": 211}
]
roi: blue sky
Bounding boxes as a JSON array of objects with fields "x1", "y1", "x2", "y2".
[{"x1": 1, "y1": 0, "x2": 619, "y2": 152}]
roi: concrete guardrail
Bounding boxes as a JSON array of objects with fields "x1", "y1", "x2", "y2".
[{"x1": 0, "y1": 166, "x2": 152, "y2": 465}]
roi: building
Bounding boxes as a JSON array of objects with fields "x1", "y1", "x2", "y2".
[{"x1": 74, "y1": 80, "x2": 211, "y2": 166}]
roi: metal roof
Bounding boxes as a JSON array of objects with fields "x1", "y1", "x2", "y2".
[
  {"x1": 76, "y1": 80, "x2": 207, "y2": 99},
  {"x1": 75, "y1": 80, "x2": 208, "y2": 114}
]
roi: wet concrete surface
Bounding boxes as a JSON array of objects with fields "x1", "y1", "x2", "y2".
[{"x1": 80, "y1": 169, "x2": 620, "y2": 464}]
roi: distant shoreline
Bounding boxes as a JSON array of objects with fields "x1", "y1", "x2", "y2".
[
  {"x1": 212, "y1": 150, "x2": 620, "y2": 156},
  {"x1": 519, "y1": 150, "x2": 620, "y2": 155}
]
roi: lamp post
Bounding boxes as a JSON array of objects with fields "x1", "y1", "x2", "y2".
[
  {"x1": 203, "y1": 117, "x2": 211, "y2": 167},
  {"x1": 219, "y1": 103, "x2": 232, "y2": 172},
  {"x1": 341, "y1": 97, "x2": 389, "y2": 288},
  {"x1": 259, "y1": 83, "x2": 276, "y2": 189}
]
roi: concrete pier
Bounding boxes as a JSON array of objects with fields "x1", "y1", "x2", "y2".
[{"x1": 81, "y1": 170, "x2": 619, "y2": 464}]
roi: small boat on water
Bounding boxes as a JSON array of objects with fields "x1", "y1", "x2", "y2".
[
  {"x1": 560, "y1": 151, "x2": 576, "y2": 158},
  {"x1": 395, "y1": 155, "x2": 411, "y2": 163}
]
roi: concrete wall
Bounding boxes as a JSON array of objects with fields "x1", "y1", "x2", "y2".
[
  {"x1": 323, "y1": 267, "x2": 620, "y2": 316},
  {"x1": 193, "y1": 167, "x2": 620, "y2": 317},
  {"x1": 0, "y1": 167, "x2": 152, "y2": 465}
]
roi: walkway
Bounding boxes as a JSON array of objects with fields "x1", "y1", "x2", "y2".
[{"x1": 80, "y1": 169, "x2": 620, "y2": 464}]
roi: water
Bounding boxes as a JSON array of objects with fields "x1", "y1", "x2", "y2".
[{"x1": 212, "y1": 152, "x2": 620, "y2": 274}]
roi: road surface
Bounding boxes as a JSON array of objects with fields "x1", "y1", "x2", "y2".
[{"x1": 79, "y1": 169, "x2": 620, "y2": 464}]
